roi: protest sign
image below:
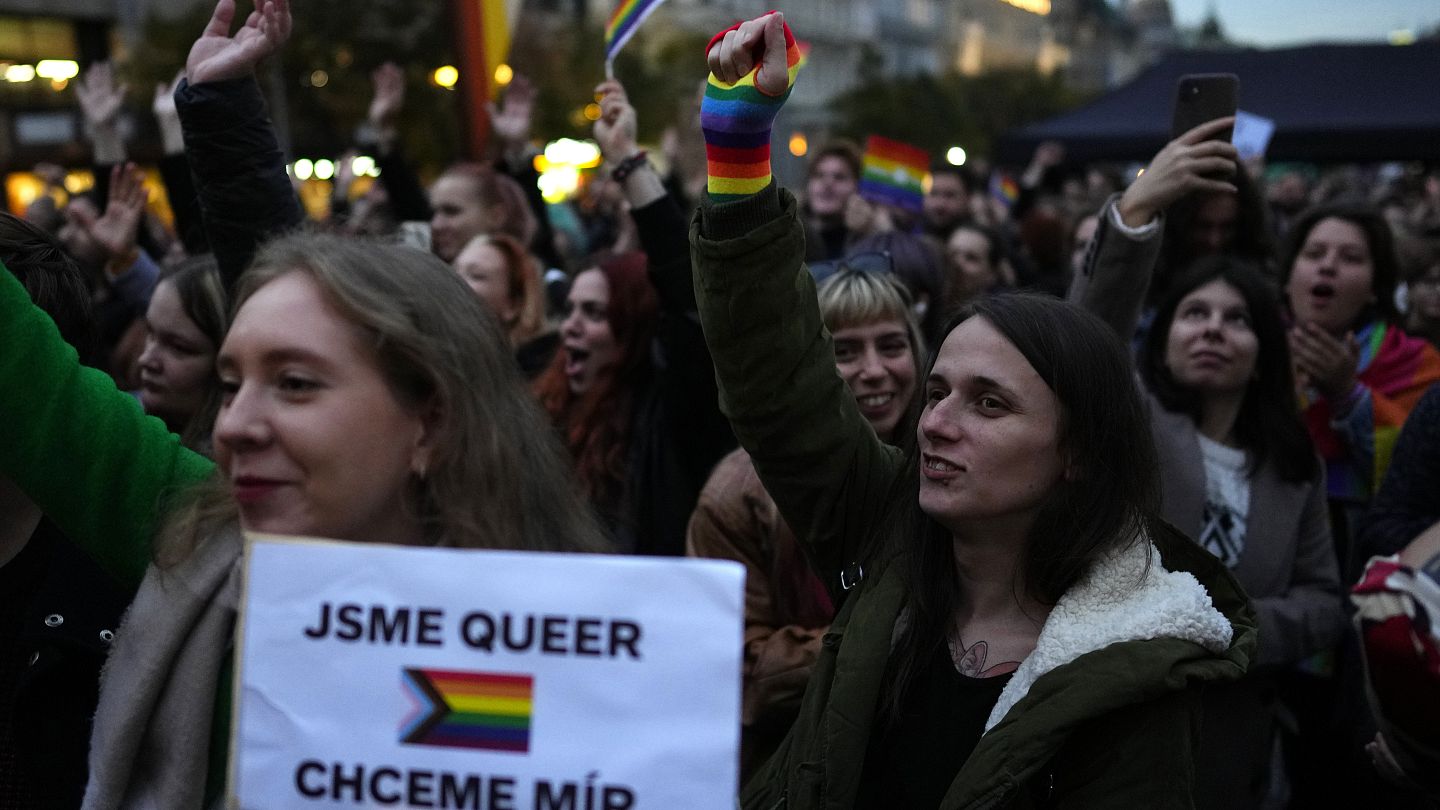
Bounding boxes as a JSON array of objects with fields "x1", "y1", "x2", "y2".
[
  {"x1": 229, "y1": 536, "x2": 744, "y2": 809},
  {"x1": 1232, "y1": 110, "x2": 1276, "y2": 161}
]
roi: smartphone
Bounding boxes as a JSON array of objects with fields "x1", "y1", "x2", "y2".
[{"x1": 1170, "y1": 74, "x2": 1238, "y2": 142}]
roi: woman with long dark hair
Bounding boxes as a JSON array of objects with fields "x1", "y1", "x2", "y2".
[
  {"x1": 1080, "y1": 243, "x2": 1343, "y2": 808},
  {"x1": 695, "y1": 15, "x2": 1254, "y2": 807}
]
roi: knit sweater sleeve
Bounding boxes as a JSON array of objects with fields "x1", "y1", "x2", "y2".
[
  {"x1": 0, "y1": 261, "x2": 216, "y2": 589},
  {"x1": 699, "y1": 19, "x2": 800, "y2": 202}
]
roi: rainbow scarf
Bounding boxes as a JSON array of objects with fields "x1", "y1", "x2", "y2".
[
  {"x1": 858, "y1": 136, "x2": 929, "y2": 213},
  {"x1": 1304, "y1": 321, "x2": 1440, "y2": 500},
  {"x1": 700, "y1": 18, "x2": 802, "y2": 202},
  {"x1": 605, "y1": 0, "x2": 669, "y2": 63}
]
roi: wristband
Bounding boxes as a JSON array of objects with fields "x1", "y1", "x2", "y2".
[
  {"x1": 700, "y1": 16, "x2": 801, "y2": 202},
  {"x1": 609, "y1": 150, "x2": 649, "y2": 184}
]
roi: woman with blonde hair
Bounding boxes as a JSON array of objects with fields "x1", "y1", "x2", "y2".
[{"x1": 689, "y1": 266, "x2": 924, "y2": 780}]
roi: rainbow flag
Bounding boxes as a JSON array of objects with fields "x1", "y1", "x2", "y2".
[
  {"x1": 989, "y1": 171, "x2": 1020, "y2": 208},
  {"x1": 1302, "y1": 321, "x2": 1440, "y2": 500},
  {"x1": 858, "y1": 136, "x2": 929, "y2": 213},
  {"x1": 605, "y1": 0, "x2": 669, "y2": 63},
  {"x1": 400, "y1": 668, "x2": 534, "y2": 753}
]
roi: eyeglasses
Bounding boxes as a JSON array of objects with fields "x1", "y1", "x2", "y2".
[{"x1": 808, "y1": 250, "x2": 894, "y2": 286}]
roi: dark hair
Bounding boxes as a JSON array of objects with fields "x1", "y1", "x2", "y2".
[
  {"x1": 884, "y1": 292, "x2": 1160, "y2": 720},
  {"x1": 0, "y1": 212, "x2": 95, "y2": 361},
  {"x1": 158, "y1": 255, "x2": 228, "y2": 451},
  {"x1": 808, "y1": 140, "x2": 862, "y2": 182},
  {"x1": 1280, "y1": 203, "x2": 1401, "y2": 327},
  {"x1": 1141, "y1": 257, "x2": 1319, "y2": 483},
  {"x1": 848, "y1": 231, "x2": 945, "y2": 338},
  {"x1": 928, "y1": 163, "x2": 975, "y2": 196},
  {"x1": 1157, "y1": 166, "x2": 1273, "y2": 305},
  {"x1": 947, "y1": 222, "x2": 1005, "y2": 271}
]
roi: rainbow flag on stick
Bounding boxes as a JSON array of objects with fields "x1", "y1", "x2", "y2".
[
  {"x1": 605, "y1": 0, "x2": 669, "y2": 70},
  {"x1": 858, "y1": 136, "x2": 929, "y2": 213},
  {"x1": 401, "y1": 668, "x2": 534, "y2": 753}
]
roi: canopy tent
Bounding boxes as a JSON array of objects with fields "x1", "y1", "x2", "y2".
[{"x1": 997, "y1": 42, "x2": 1440, "y2": 164}]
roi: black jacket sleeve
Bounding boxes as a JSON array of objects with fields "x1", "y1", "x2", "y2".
[
  {"x1": 158, "y1": 152, "x2": 210, "y2": 256},
  {"x1": 374, "y1": 144, "x2": 433, "y2": 224},
  {"x1": 175, "y1": 76, "x2": 304, "y2": 293}
]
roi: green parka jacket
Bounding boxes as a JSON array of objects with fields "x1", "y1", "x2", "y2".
[{"x1": 689, "y1": 185, "x2": 1258, "y2": 810}]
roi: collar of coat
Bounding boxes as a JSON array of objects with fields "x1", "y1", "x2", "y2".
[{"x1": 985, "y1": 533, "x2": 1233, "y2": 731}]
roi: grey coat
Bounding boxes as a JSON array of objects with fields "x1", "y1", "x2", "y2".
[{"x1": 1071, "y1": 199, "x2": 1346, "y2": 808}]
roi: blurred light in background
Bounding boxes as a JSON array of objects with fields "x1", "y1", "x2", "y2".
[
  {"x1": 4, "y1": 64, "x2": 36, "y2": 83},
  {"x1": 1389, "y1": 29, "x2": 1416, "y2": 45},
  {"x1": 293, "y1": 159, "x2": 314, "y2": 181},
  {"x1": 946, "y1": 146, "x2": 968, "y2": 166},
  {"x1": 351, "y1": 155, "x2": 377, "y2": 177},
  {"x1": 310, "y1": 70, "x2": 329, "y2": 88},
  {"x1": 494, "y1": 64, "x2": 514, "y2": 86},
  {"x1": 788, "y1": 133, "x2": 808, "y2": 157},
  {"x1": 313, "y1": 159, "x2": 335, "y2": 181},
  {"x1": 35, "y1": 59, "x2": 78, "y2": 81},
  {"x1": 432, "y1": 65, "x2": 459, "y2": 89},
  {"x1": 583, "y1": 103, "x2": 602, "y2": 122},
  {"x1": 535, "y1": 139, "x2": 604, "y2": 204}
]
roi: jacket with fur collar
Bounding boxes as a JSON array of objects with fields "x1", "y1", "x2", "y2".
[{"x1": 691, "y1": 186, "x2": 1257, "y2": 809}]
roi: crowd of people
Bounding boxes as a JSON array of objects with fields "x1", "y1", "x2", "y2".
[{"x1": 1, "y1": 1, "x2": 1438, "y2": 807}]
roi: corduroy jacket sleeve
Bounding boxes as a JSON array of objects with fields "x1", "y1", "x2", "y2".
[
  {"x1": 690, "y1": 184, "x2": 904, "y2": 599},
  {"x1": 0, "y1": 262, "x2": 215, "y2": 589}
]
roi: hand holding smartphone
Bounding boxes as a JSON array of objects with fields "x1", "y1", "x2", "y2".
[{"x1": 1171, "y1": 74, "x2": 1239, "y2": 142}]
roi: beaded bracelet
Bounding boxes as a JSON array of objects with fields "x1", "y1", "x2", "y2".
[{"x1": 610, "y1": 150, "x2": 649, "y2": 184}]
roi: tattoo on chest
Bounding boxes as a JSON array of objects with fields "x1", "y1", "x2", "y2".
[{"x1": 949, "y1": 635, "x2": 1021, "y2": 678}]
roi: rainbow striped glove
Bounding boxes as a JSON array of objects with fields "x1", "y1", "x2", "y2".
[{"x1": 700, "y1": 17, "x2": 801, "y2": 202}]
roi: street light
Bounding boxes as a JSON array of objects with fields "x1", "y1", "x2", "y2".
[
  {"x1": 432, "y1": 65, "x2": 459, "y2": 89},
  {"x1": 946, "y1": 146, "x2": 968, "y2": 166}
]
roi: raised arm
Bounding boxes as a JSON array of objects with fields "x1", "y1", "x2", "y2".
[
  {"x1": 1068, "y1": 118, "x2": 1238, "y2": 341},
  {"x1": 0, "y1": 264, "x2": 215, "y2": 589},
  {"x1": 691, "y1": 13, "x2": 901, "y2": 588},
  {"x1": 176, "y1": 0, "x2": 303, "y2": 293},
  {"x1": 366, "y1": 62, "x2": 432, "y2": 224},
  {"x1": 596, "y1": 78, "x2": 735, "y2": 497},
  {"x1": 153, "y1": 70, "x2": 210, "y2": 256}
]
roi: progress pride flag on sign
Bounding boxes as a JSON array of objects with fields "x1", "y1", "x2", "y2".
[{"x1": 229, "y1": 536, "x2": 744, "y2": 809}]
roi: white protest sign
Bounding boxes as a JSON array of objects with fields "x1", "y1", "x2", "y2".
[
  {"x1": 1232, "y1": 110, "x2": 1276, "y2": 161},
  {"x1": 229, "y1": 536, "x2": 745, "y2": 810}
]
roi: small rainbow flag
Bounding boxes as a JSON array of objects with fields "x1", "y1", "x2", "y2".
[
  {"x1": 400, "y1": 668, "x2": 533, "y2": 753},
  {"x1": 605, "y1": 0, "x2": 669, "y2": 63},
  {"x1": 989, "y1": 172, "x2": 1020, "y2": 208},
  {"x1": 858, "y1": 136, "x2": 929, "y2": 213}
]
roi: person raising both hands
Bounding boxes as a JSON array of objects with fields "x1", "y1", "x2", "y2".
[{"x1": 694, "y1": 12, "x2": 1253, "y2": 809}]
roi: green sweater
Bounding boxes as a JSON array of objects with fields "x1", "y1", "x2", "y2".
[
  {"x1": 689, "y1": 187, "x2": 1258, "y2": 809},
  {"x1": 0, "y1": 261, "x2": 231, "y2": 802}
]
